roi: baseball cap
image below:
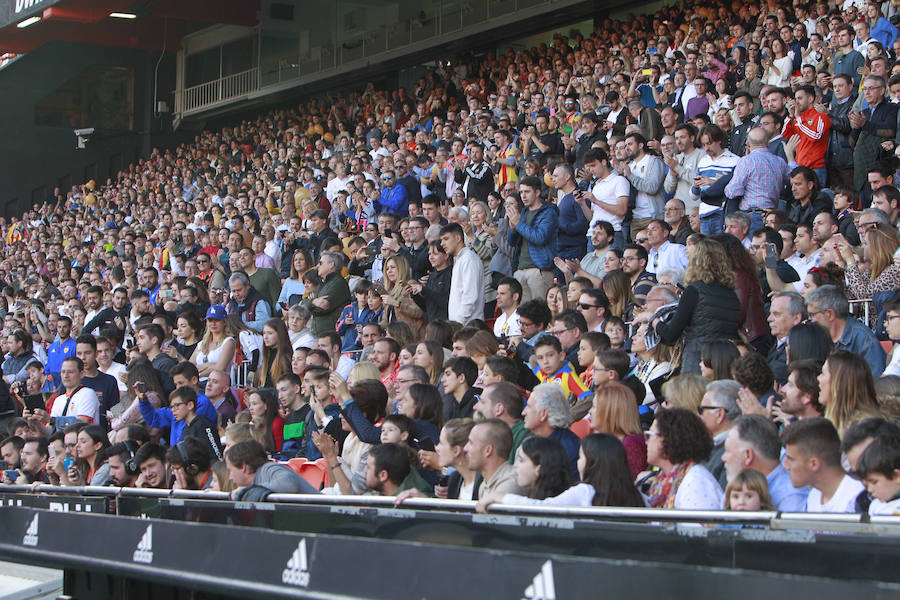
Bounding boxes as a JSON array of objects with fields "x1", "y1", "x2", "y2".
[{"x1": 205, "y1": 305, "x2": 226, "y2": 321}]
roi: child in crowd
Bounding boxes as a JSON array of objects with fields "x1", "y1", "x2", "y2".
[
  {"x1": 577, "y1": 332, "x2": 610, "y2": 389},
  {"x1": 336, "y1": 280, "x2": 374, "y2": 352},
  {"x1": 856, "y1": 435, "x2": 900, "y2": 515},
  {"x1": 601, "y1": 317, "x2": 627, "y2": 352},
  {"x1": 723, "y1": 469, "x2": 775, "y2": 511}
]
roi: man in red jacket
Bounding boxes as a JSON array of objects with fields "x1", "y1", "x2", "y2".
[{"x1": 782, "y1": 85, "x2": 830, "y2": 187}]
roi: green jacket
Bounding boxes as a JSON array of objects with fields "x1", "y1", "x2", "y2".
[
  {"x1": 509, "y1": 420, "x2": 531, "y2": 462},
  {"x1": 303, "y1": 271, "x2": 351, "y2": 336}
]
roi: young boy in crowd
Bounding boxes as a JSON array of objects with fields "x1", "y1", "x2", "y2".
[
  {"x1": 532, "y1": 336, "x2": 592, "y2": 414},
  {"x1": 856, "y1": 434, "x2": 900, "y2": 515},
  {"x1": 441, "y1": 357, "x2": 481, "y2": 420},
  {"x1": 337, "y1": 280, "x2": 374, "y2": 352}
]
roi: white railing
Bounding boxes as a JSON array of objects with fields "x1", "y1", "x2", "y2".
[
  {"x1": 175, "y1": 0, "x2": 573, "y2": 118},
  {"x1": 181, "y1": 67, "x2": 258, "y2": 114}
]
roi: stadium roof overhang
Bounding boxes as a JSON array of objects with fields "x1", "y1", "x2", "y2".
[{"x1": 0, "y1": 0, "x2": 259, "y2": 54}]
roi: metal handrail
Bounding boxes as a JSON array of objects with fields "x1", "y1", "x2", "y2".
[{"x1": 5, "y1": 484, "x2": 900, "y2": 530}]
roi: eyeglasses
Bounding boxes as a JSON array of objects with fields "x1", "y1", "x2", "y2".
[
  {"x1": 519, "y1": 319, "x2": 535, "y2": 328},
  {"x1": 697, "y1": 405, "x2": 721, "y2": 414},
  {"x1": 887, "y1": 314, "x2": 900, "y2": 323},
  {"x1": 198, "y1": 258, "x2": 209, "y2": 264},
  {"x1": 170, "y1": 401, "x2": 186, "y2": 408},
  {"x1": 635, "y1": 237, "x2": 649, "y2": 243},
  {"x1": 547, "y1": 327, "x2": 573, "y2": 336}
]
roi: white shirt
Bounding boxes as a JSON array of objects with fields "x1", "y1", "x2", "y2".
[
  {"x1": 503, "y1": 482, "x2": 599, "y2": 508},
  {"x1": 647, "y1": 240, "x2": 688, "y2": 274},
  {"x1": 590, "y1": 171, "x2": 630, "y2": 233},
  {"x1": 674, "y1": 464, "x2": 724, "y2": 510},
  {"x1": 448, "y1": 247, "x2": 486, "y2": 325},
  {"x1": 792, "y1": 249, "x2": 822, "y2": 292},
  {"x1": 336, "y1": 354, "x2": 355, "y2": 380},
  {"x1": 805, "y1": 475, "x2": 864, "y2": 513},
  {"x1": 604, "y1": 107, "x2": 623, "y2": 141},
  {"x1": 869, "y1": 497, "x2": 900, "y2": 515},
  {"x1": 325, "y1": 175, "x2": 351, "y2": 201},
  {"x1": 100, "y1": 362, "x2": 128, "y2": 393},
  {"x1": 493, "y1": 310, "x2": 521, "y2": 338},
  {"x1": 50, "y1": 386, "x2": 100, "y2": 424}
]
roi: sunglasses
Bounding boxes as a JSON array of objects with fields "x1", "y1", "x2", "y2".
[{"x1": 578, "y1": 303, "x2": 599, "y2": 310}]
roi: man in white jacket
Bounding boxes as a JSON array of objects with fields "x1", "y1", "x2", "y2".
[{"x1": 441, "y1": 223, "x2": 485, "y2": 325}]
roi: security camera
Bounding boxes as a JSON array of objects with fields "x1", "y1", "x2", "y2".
[{"x1": 75, "y1": 128, "x2": 95, "y2": 149}]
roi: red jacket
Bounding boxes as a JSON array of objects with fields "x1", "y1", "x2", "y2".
[{"x1": 782, "y1": 107, "x2": 831, "y2": 169}]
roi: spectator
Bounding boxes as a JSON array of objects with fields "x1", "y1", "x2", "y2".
[
  {"x1": 583, "y1": 149, "x2": 629, "y2": 250},
  {"x1": 107, "y1": 441, "x2": 140, "y2": 487},
  {"x1": 453, "y1": 141, "x2": 494, "y2": 203},
  {"x1": 473, "y1": 381, "x2": 528, "y2": 461},
  {"x1": 554, "y1": 163, "x2": 591, "y2": 260},
  {"x1": 522, "y1": 383, "x2": 580, "y2": 481},
  {"x1": 226, "y1": 272, "x2": 272, "y2": 333},
  {"x1": 618, "y1": 133, "x2": 665, "y2": 236},
  {"x1": 721, "y1": 415, "x2": 809, "y2": 512},
  {"x1": 50, "y1": 357, "x2": 100, "y2": 425},
  {"x1": 589, "y1": 382, "x2": 647, "y2": 479},
  {"x1": 465, "y1": 418, "x2": 525, "y2": 499},
  {"x1": 856, "y1": 432, "x2": 900, "y2": 515},
  {"x1": 441, "y1": 223, "x2": 484, "y2": 325},
  {"x1": 692, "y1": 124, "x2": 739, "y2": 234},
  {"x1": 651, "y1": 238, "x2": 740, "y2": 374},
  {"x1": 766, "y1": 292, "x2": 807, "y2": 385},
  {"x1": 227, "y1": 439, "x2": 319, "y2": 500},
  {"x1": 781, "y1": 417, "x2": 864, "y2": 513},
  {"x1": 698, "y1": 379, "x2": 742, "y2": 488},
  {"x1": 725, "y1": 128, "x2": 791, "y2": 231},
  {"x1": 646, "y1": 408, "x2": 723, "y2": 509},
  {"x1": 851, "y1": 75, "x2": 898, "y2": 193},
  {"x1": 302, "y1": 252, "x2": 351, "y2": 336},
  {"x1": 644, "y1": 219, "x2": 687, "y2": 275},
  {"x1": 827, "y1": 74, "x2": 856, "y2": 189},
  {"x1": 507, "y1": 176, "x2": 558, "y2": 303},
  {"x1": 807, "y1": 286, "x2": 886, "y2": 378}
]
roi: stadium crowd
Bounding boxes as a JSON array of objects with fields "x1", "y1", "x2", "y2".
[{"x1": 2, "y1": 0, "x2": 900, "y2": 516}]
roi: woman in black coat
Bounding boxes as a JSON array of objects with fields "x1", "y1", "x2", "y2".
[{"x1": 652, "y1": 238, "x2": 740, "y2": 374}]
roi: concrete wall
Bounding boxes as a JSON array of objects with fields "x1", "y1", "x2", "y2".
[{"x1": 0, "y1": 41, "x2": 189, "y2": 216}]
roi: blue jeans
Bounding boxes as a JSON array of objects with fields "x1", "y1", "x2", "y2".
[
  {"x1": 813, "y1": 167, "x2": 827, "y2": 188},
  {"x1": 700, "y1": 210, "x2": 723, "y2": 235},
  {"x1": 748, "y1": 211, "x2": 765, "y2": 236}
]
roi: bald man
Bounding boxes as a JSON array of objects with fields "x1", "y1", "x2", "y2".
[{"x1": 725, "y1": 128, "x2": 791, "y2": 233}]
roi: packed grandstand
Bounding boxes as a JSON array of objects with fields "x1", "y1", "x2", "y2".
[{"x1": 1, "y1": 0, "x2": 900, "y2": 518}]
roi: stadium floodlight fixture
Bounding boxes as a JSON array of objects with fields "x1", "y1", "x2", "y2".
[
  {"x1": 16, "y1": 16, "x2": 40, "y2": 28},
  {"x1": 110, "y1": 12, "x2": 137, "y2": 19}
]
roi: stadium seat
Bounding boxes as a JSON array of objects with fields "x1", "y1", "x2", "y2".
[
  {"x1": 570, "y1": 418, "x2": 593, "y2": 439},
  {"x1": 285, "y1": 458, "x2": 329, "y2": 490}
]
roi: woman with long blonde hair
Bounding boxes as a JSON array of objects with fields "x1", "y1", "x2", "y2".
[
  {"x1": 381, "y1": 254, "x2": 426, "y2": 339},
  {"x1": 651, "y1": 238, "x2": 739, "y2": 374}
]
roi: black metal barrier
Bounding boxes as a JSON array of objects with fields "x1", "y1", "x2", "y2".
[
  {"x1": 1, "y1": 505, "x2": 900, "y2": 600},
  {"x1": 3, "y1": 486, "x2": 900, "y2": 599}
]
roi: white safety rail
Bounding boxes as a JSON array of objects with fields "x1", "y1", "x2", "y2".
[
  {"x1": 5, "y1": 484, "x2": 900, "y2": 536},
  {"x1": 181, "y1": 67, "x2": 259, "y2": 115},
  {"x1": 175, "y1": 0, "x2": 578, "y2": 118}
]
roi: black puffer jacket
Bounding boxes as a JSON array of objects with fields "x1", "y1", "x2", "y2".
[{"x1": 656, "y1": 281, "x2": 740, "y2": 374}]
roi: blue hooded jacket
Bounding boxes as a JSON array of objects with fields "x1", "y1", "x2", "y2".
[{"x1": 507, "y1": 201, "x2": 559, "y2": 271}]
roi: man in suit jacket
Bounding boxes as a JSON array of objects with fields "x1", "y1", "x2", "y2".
[
  {"x1": 827, "y1": 74, "x2": 857, "y2": 189},
  {"x1": 851, "y1": 74, "x2": 898, "y2": 192},
  {"x1": 767, "y1": 292, "x2": 807, "y2": 386}
]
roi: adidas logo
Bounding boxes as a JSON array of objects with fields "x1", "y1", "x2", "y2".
[
  {"x1": 22, "y1": 514, "x2": 38, "y2": 547},
  {"x1": 522, "y1": 560, "x2": 556, "y2": 600},
  {"x1": 281, "y1": 539, "x2": 310, "y2": 587},
  {"x1": 132, "y1": 525, "x2": 153, "y2": 564}
]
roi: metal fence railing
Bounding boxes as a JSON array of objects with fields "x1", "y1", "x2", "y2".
[{"x1": 3, "y1": 484, "x2": 900, "y2": 535}]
